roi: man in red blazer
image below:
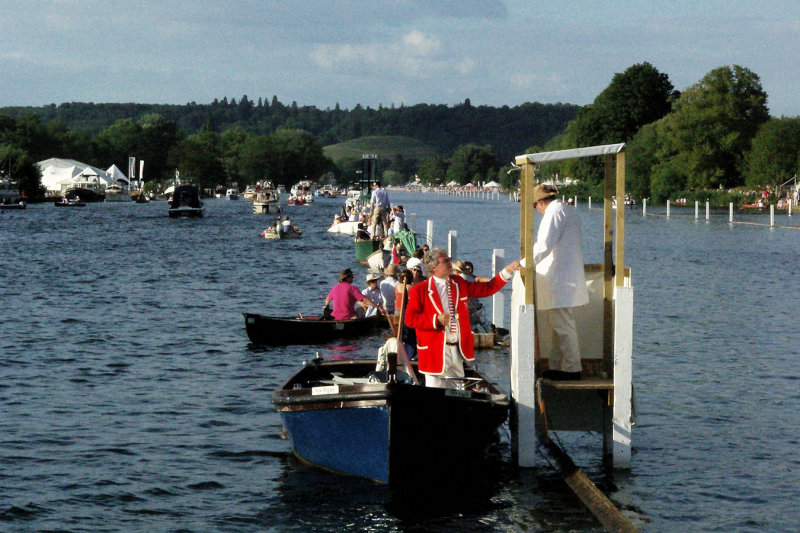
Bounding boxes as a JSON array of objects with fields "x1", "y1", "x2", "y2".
[{"x1": 405, "y1": 247, "x2": 521, "y2": 388}]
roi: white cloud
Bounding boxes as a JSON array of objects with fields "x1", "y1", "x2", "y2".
[{"x1": 310, "y1": 30, "x2": 475, "y2": 80}]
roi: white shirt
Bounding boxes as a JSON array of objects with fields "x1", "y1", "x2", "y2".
[
  {"x1": 361, "y1": 286, "x2": 383, "y2": 317},
  {"x1": 532, "y1": 199, "x2": 588, "y2": 310},
  {"x1": 379, "y1": 277, "x2": 397, "y2": 312},
  {"x1": 432, "y1": 275, "x2": 459, "y2": 343},
  {"x1": 392, "y1": 211, "x2": 405, "y2": 233}
]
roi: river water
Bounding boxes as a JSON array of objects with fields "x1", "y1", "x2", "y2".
[{"x1": 1, "y1": 193, "x2": 798, "y2": 532}]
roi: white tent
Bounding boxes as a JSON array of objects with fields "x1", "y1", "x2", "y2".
[
  {"x1": 37, "y1": 158, "x2": 113, "y2": 194},
  {"x1": 483, "y1": 180, "x2": 500, "y2": 189},
  {"x1": 106, "y1": 164, "x2": 129, "y2": 185}
]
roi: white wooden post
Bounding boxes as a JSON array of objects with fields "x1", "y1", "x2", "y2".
[
  {"x1": 770, "y1": 204, "x2": 775, "y2": 227},
  {"x1": 448, "y1": 230, "x2": 457, "y2": 260},
  {"x1": 729, "y1": 203, "x2": 734, "y2": 223},
  {"x1": 667, "y1": 200, "x2": 670, "y2": 218},
  {"x1": 789, "y1": 199, "x2": 793, "y2": 216},
  {"x1": 695, "y1": 201, "x2": 699, "y2": 219},
  {"x1": 642, "y1": 198, "x2": 647, "y2": 216},
  {"x1": 492, "y1": 249, "x2": 505, "y2": 328},
  {"x1": 574, "y1": 196, "x2": 578, "y2": 208},
  {"x1": 426, "y1": 220, "x2": 434, "y2": 247},
  {"x1": 705, "y1": 201, "x2": 710, "y2": 220},
  {"x1": 588, "y1": 197, "x2": 592, "y2": 209},
  {"x1": 613, "y1": 286, "x2": 633, "y2": 468},
  {"x1": 511, "y1": 303, "x2": 537, "y2": 467}
]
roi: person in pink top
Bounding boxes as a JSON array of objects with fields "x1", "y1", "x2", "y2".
[{"x1": 323, "y1": 268, "x2": 381, "y2": 320}]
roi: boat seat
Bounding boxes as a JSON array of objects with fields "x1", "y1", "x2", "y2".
[{"x1": 330, "y1": 375, "x2": 373, "y2": 385}]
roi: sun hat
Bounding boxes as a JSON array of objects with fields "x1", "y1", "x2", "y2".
[
  {"x1": 533, "y1": 184, "x2": 558, "y2": 204},
  {"x1": 366, "y1": 272, "x2": 382, "y2": 282},
  {"x1": 384, "y1": 263, "x2": 398, "y2": 276}
]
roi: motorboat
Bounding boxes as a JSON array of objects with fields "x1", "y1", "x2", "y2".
[
  {"x1": 168, "y1": 185, "x2": 204, "y2": 218},
  {"x1": 226, "y1": 188, "x2": 239, "y2": 200},
  {"x1": 104, "y1": 182, "x2": 132, "y2": 202}
]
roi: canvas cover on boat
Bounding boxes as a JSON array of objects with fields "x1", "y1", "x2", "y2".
[
  {"x1": 170, "y1": 185, "x2": 201, "y2": 208},
  {"x1": 393, "y1": 229, "x2": 416, "y2": 256}
]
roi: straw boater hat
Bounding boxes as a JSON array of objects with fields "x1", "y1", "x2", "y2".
[
  {"x1": 366, "y1": 272, "x2": 382, "y2": 282},
  {"x1": 453, "y1": 260, "x2": 465, "y2": 273},
  {"x1": 533, "y1": 184, "x2": 558, "y2": 203},
  {"x1": 338, "y1": 268, "x2": 354, "y2": 281}
]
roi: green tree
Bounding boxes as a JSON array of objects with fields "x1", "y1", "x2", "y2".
[
  {"x1": 0, "y1": 144, "x2": 45, "y2": 199},
  {"x1": 559, "y1": 62, "x2": 677, "y2": 185},
  {"x1": 417, "y1": 155, "x2": 447, "y2": 185},
  {"x1": 744, "y1": 117, "x2": 800, "y2": 188},
  {"x1": 138, "y1": 113, "x2": 180, "y2": 183},
  {"x1": 177, "y1": 121, "x2": 226, "y2": 191},
  {"x1": 446, "y1": 144, "x2": 497, "y2": 185},
  {"x1": 266, "y1": 127, "x2": 330, "y2": 187},
  {"x1": 654, "y1": 65, "x2": 769, "y2": 191}
]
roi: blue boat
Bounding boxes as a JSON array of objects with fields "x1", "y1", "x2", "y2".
[{"x1": 272, "y1": 356, "x2": 509, "y2": 484}]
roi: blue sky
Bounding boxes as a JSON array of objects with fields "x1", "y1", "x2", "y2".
[{"x1": 2, "y1": 0, "x2": 799, "y2": 116}]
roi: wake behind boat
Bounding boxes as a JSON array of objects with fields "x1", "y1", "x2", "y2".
[
  {"x1": 243, "y1": 313, "x2": 385, "y2": 345},
  {"x1": 272, "y1": 356, "x2": 509, "y2": 483}
]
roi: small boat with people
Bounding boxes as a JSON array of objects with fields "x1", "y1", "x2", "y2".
[
  {"x1": 272, "y1": 353, "x2": 509, "y2": 483},
  {"x1": 168, "y1": 184, "x2": 204, "y2": 218},
  {"x1": 261, "y1": 216, "x2": 302, "y2": 239},
  {"x1": 243, "y1": 313, "x2": 384, "y2": 345},
  {"x1": 226, "y1": 188, "x2": 239, "y2": 200},
  {"x1": 0, "y1": 179, "x2": 26, "y2": 209},
  {"x1": 327, "y1": 214, "x2": 360, "y2": 235},
  {"x1": 54, "y1": 197, "x2": 86, "y2": 207},
  {"x1": 253, "y1": 189, "x2": 280, "y2": 214}
]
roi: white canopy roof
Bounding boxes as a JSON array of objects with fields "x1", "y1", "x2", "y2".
[
  {"x1": 37, "y1": 158, "x2": 114, "y2": 193},
  {"x1": 515, "y1": 143, "x2": 625, "y2": 165},
  {"x1": 483, "y1": 180, "x2": 500, "y2": 188},
  {"x1": 106, "y1": 164, "x2": 129, "y2": 185}
]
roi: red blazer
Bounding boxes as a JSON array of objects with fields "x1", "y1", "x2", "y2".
[{"x1": 404, "y1": 273, "x2": 507, "y2": 374}]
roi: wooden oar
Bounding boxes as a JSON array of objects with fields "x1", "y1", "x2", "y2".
[{"x1": 391, "y1": 281, "x2": 419, "y2": 385}]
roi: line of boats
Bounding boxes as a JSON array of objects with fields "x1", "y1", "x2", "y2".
[{"x1": 242, "y1": 179, "x2": 510, "y2": 485}]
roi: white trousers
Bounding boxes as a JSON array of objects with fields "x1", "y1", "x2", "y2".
[
  {"x1": 424, "y1": 344, "x2": 464, "y2": 388},
  {"x1": 546, "y1": 307, "x2": 582, "y2": 373}
]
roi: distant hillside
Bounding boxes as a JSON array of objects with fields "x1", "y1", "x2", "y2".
[
  {"x1": 0, "y1": 98, "x2": 580, "y2": 162},
  {"x1": 323, "y1": 135, "x2": 438, "y2": 162}
]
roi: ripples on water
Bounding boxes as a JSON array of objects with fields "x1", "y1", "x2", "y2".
[{"x1": 1, "y1": 195, "x2": 799, "y2": 531}]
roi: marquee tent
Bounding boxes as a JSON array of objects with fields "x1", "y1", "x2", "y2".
[
  {"x1": 37, "y1": 158, "x2": 114, "y2": 194},
  {"x1": 106, "y1": 164, "x2": 130, "y2": 185}
]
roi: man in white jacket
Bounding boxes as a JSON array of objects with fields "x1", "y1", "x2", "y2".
[{"x1": 530, "y1": 184, "x2": 588, "y2": 380}]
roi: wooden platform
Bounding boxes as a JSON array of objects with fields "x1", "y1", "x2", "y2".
[{"x1": 541, "y1": 378, "x2": 613, "y2": 390}]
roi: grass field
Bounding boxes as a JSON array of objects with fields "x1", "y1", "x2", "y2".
[{"x1": 323, "y1": 135, "x2": 438, "y2": 162}]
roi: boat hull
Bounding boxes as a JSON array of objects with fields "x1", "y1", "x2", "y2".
[
  {"x1": 273, "y1": 360, "x2": 509, "y2": 483},
  {"x1": 168, "y1": 207, "x2": 204, "y2": 218},
  {"x1": 243, "y1": 313, "x2": 385, "y2": 345}
]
